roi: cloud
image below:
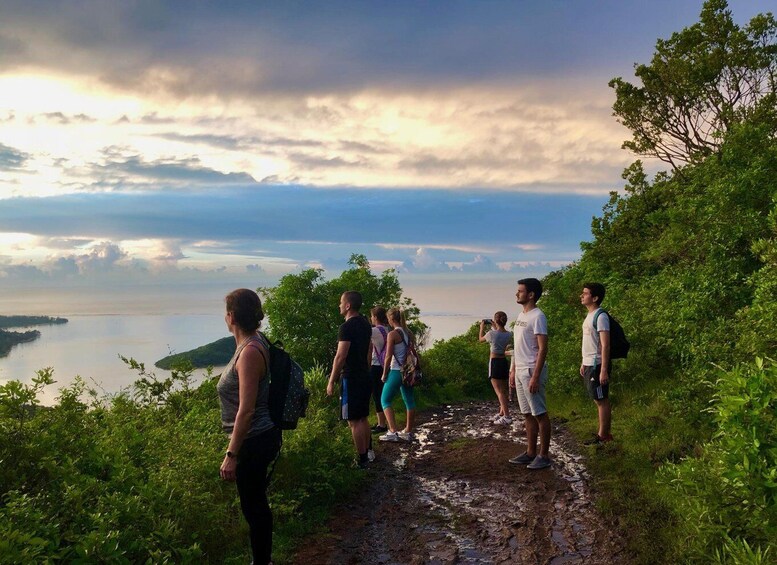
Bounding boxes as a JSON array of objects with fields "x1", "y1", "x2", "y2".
[
  {"x1": 75, "y1": 241, "x2": 127, "y2": 272},
  {"x1": 157, "y1": 132, "x2": 322, "y2": 151},
  {"x1": 38, "y1": 112, "x2": 96, "y2": 125},
  {"x1": 91, "y1": 153, "x2": 256, "y2": 187},
  {"x1": 398, "y1": 248, "x2": 453, "y2": 273},
  {"x1": 0, "y1": 1, "x2": 710, "y2": 97},
  {"x1": 153, "y1": 241, "x2": 187, "y2": 263},
  {"x1": 0, "y1": 186, "x2": 605, "y2": 250},
  {"x1": 459, "y1": 254, "x2": 501, "y2": 273},
  {"x1": 0, "y1": 142, "x2": 30, "y2": 171}
]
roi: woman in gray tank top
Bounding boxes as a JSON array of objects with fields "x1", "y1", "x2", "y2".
[
  {"x1": 479, "y1": 311, "x2": 513, "y2": 426},
  {"x1": 217, "y1": 288, "x2": 280, "y2": 565}
]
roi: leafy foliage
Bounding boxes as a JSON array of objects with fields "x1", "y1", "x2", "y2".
[
  {"x1": 540, "y1": 2, "x2": 777, "y2": 561},
  {"x1": 420, "y1": 324, "x2": 492, "y2": 397},
  {"x1": 610, "y1": 0, "x2": 777, "y2": 168},
  {"x1": 260, "y1": 254, "x2": 427, "y2": 369},
  {"x1": 0, "y1": 362, "x2": 361, "y2": 563},
  {"x1": 659, "y1": 359, "x2": 777, "y2": 562}
]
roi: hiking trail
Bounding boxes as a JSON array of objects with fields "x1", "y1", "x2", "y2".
[{"x1": 291, "y1": 401, "x2": 628, "y2": 565}]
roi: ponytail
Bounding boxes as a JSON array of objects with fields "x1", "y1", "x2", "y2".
[{"x1": 387, "y1": 307, "x2": 413, "y2": 345}]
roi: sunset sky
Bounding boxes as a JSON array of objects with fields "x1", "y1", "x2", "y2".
[{"x1": 0, "y1": 0, "x2": 771, "y2": 291}]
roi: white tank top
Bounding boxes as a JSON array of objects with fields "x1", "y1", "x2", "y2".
[{"x1": 390, "y1": 328, "x2": 409, "y2": 370}]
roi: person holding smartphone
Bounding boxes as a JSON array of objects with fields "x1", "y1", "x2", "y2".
[{"x1": 479, "y1": 312, "x2": 513, "y2": 425}]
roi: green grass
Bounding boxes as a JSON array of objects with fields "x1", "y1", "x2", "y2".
[{"x1": 550, "y1": 377, "x2": 701, "y2": 564}]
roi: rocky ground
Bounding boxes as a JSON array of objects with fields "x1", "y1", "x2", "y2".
[{"x1": 291, "y1": 401, "x2": 628, "y2": 565}]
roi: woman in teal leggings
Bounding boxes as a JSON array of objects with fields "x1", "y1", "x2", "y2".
[{"x1": 378, "y1": 308, "x2": 417, "y2": 443}]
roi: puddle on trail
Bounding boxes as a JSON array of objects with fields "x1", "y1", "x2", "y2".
[
  {"x1": 404, "y1": 403, "x2": 609, "y2": 563},
  {"x1": 293, "y1": 401, "x2": 625, "y2": 564}
]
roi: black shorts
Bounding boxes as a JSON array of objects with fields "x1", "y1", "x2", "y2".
[
  {"x1": 341, "y1": 376, "x2": 372, "y2": 421},
  {"x1": 370, "y1": 365, "x2": 385, "y2": 412},
  {"x1": 489, "y1": 357, "x2": 509, "y2": 380},
  {"x1": 583, "y1": 364, "x2": 610, "y2": 400}
]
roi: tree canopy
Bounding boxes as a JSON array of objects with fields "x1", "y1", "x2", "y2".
[
  {"x1": 541, "y1": 2, "x2": 777, "y2": 559},
  {"x1": 610, "y1": 0, "x2": 776, "y2": 168},
  {"x1": 260, "y1": 254, "x2": 427, "y2": 369}
]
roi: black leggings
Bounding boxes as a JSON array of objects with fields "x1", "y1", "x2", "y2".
[
  {"x1": 235, "y1": 427, "x2": 282, "y2": 565},
  {"x1": 370, "y1": 364, "x2": 385, "y2": 413}
]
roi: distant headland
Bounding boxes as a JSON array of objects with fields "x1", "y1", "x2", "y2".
[
  {"x1": 0, "y1": 315, "x2": 69, "y2": 358},
  {"x1": 155, "y1": 336, "x2": 234, "y2": 369}
]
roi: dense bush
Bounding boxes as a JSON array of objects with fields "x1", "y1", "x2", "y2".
[
  {"x1": 660, "y1": 358, "x2": 776, "y2": 563},
  {"x1": 537, "y1": 2, "x2": 777, "y2": 561},
  {"x1": 420, "y1": 323, "x2": 492, "y2": 398},
  {"x1": 0, "y1": 362, "x2": 360, "y2": 563},
  {"x1": 260, "y1": 254, "x2": 427, "y2": 369}
]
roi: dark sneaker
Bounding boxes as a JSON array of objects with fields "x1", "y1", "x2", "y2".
[
  {"x1": 527, "y1": 455, "x2": 552, "y2": 470},
  {"x1": 509, "y1": 451, "x2": 534, "y2": 465},
  {"x1": 583, "y1": 434, "x2": 603, "y2": 446},
  {"x1": 371, "y1": 424, "x2": 388, "y2": 433},
  {"x1": 583, "y1": 434, "x2": 614, "y2": 446}
]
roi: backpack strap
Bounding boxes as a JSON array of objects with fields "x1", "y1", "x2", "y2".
[
  {"x1": 243, "y1": 334, "x2": 270, "y2": 374},
  {"x1": 376, "y1": 325, "x2": 389, "y2": 364},
  {"x1": 593, "y1": 308, "x2": 606, "y2": 332}
]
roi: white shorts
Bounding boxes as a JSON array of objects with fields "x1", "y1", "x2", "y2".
[{"x1": 514, "y1": 365, "x2": 548, "y2": 416}]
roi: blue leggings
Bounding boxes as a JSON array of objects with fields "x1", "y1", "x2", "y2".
[{"x1": 381, "y1": 369, "x2": 416, "y2": 411}]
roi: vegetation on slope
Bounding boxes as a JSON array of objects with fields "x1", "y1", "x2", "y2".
[
  {"x1": 155, "y1": 336, "x2": 234, "y2": 369},
  {"x1": 538, "y1": 1, "x2": 777, "y2": 562}
]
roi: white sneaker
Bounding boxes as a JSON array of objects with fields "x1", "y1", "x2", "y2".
[
  {"x1": 379, "y1": 431, "x2": 400, "y2": 442},
  {"x1": 397, "y1": 431, "x2": 415, "y2": 442},
  {"x1": 492, "y1": 414, "x2": 505, "y2": 424},
  {"x1": 367, "y1": 449, "x2": 376, "y2": 462},
  {"x1": 501, "y1": 416, "x2": 513, "y2": 424}
]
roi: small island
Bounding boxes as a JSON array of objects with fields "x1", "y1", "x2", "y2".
[
  {"x1": 0, "y1": 315, "x2": 69, "y2": 329},
  {"x1": 155, "y1": 336, "x2": 235, "y2": 369},
  {"x1": 0, "y1": 315, "x2": 69, "y2": 358}
]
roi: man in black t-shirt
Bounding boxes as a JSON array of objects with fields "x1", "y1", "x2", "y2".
[{"x1": 327, "y1": 290, "x2": 373, "y2": 468}]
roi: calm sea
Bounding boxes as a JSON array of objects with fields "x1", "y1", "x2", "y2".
[{"x1": 0, "y1": 276, "x2": 526, "y2": 403}]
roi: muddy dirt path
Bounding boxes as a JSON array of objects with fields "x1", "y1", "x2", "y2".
[{"x1": 291, "y1": 402, "x2": 628, "y2": 564}]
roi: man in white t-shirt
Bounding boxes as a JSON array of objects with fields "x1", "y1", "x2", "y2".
[
  {"x1": 508, "y1": 278, "x2": 551, "y2": 470},
  {"x1": 580, "y1": 282, "x2": 613, "y2": 445}
]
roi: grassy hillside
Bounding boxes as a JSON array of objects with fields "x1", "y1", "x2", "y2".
[{"x1": 155, "y1": 336, "x2": 234, "y2": 369}]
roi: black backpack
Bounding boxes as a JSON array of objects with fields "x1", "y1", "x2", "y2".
[
  {"x1": 593, "y1": 309, "x2": 630, "y2": 359},
  {"x1": 258, "y1": 333, "x2": 310, "y2": 430}
]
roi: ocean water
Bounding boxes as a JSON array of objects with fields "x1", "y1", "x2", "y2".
[
  {"x1": 0, "y1": 314, "x2": 230, "y2": 404},
  {"x1": 0, "y1": 276, "x2": 525, "y2": 403}
]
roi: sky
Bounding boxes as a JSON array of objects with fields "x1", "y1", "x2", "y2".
[{"x1": 0, "y1": 0, "x2": 772, "y2": 297}]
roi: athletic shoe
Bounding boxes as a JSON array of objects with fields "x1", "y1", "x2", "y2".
[
  {"x1": 508, "y1": 451, "x2": 534, "y2": 465},
  {"x1": 527, "y1": 455, "x2": 552, "y2": 470},
  {"x1": 367, "y1": 449, "x2": 376, "y2": 462},
  {"x1": 499, "y1": 416, "x2": 513, "y2": 425},
  {"x1": 371, "y1": 424, "x2": 388, "y2": 433},
  {"x1": 492, "y1": 413, "x2": 503, "y2": 421},
  {"x1": 397, "y1": 431, "x2": 415, "y2": 442},
  {"x1": 379, "y1": 431, "x2": 400, "y2": 442}
]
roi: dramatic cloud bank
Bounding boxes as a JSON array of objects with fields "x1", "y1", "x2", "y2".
[{"x1": 0, "y1": 0, "x2": 768, "y2": 287}]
